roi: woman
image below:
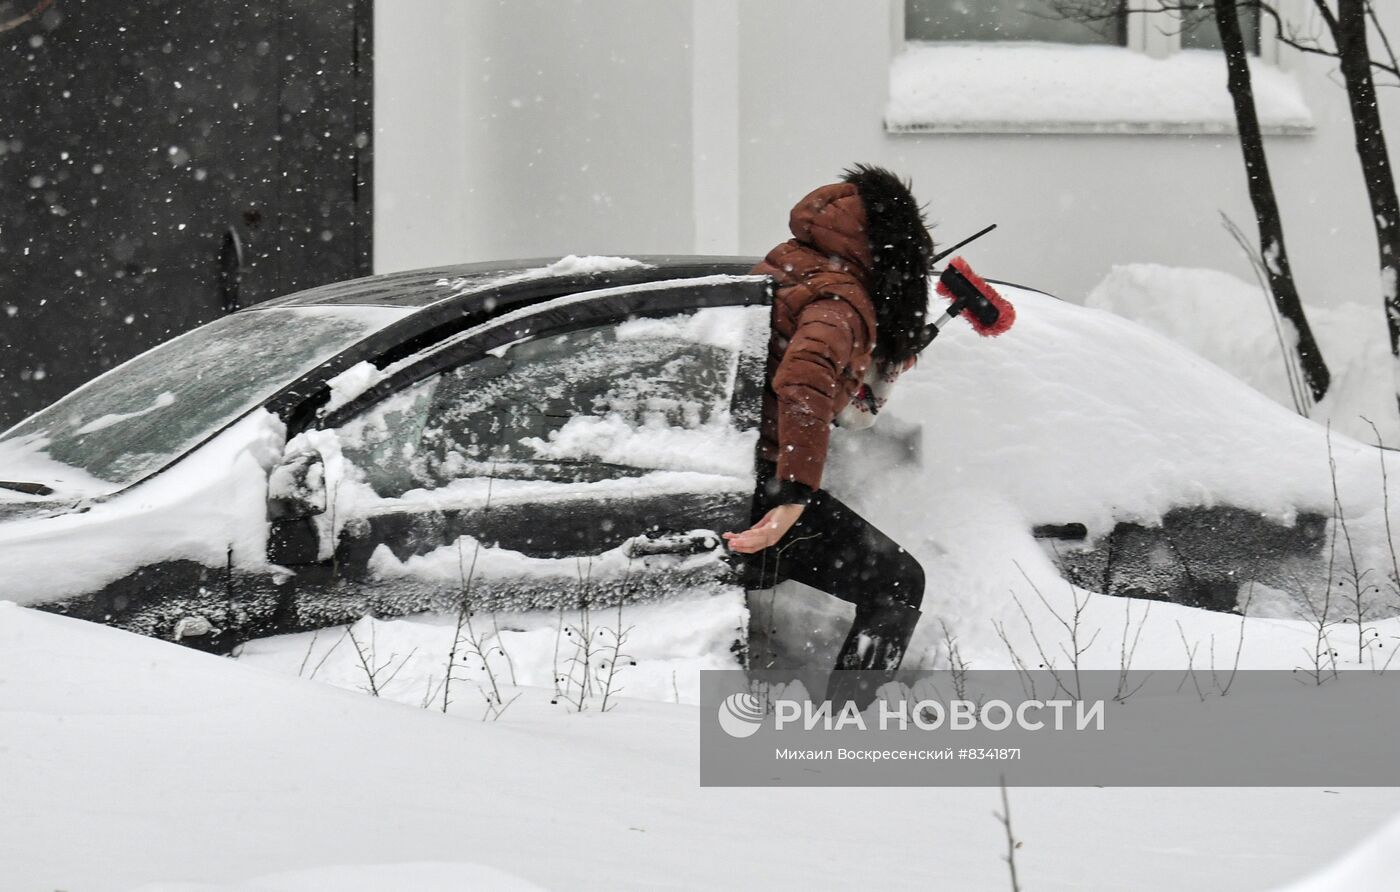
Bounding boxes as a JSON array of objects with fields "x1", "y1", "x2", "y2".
[{"x1": 723, "y1": 164, "x2": 935, "y2": 706}]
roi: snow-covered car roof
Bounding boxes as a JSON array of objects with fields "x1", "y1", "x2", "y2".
[{"x1": 254, "y1": 255, "x2": 760, "y2": 310}]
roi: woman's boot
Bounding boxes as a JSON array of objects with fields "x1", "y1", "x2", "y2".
[{"x1": 824, "y1": 597, "x2": 921, "y2": 710}]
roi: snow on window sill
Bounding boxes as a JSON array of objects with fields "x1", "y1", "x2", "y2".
[{"x1": 886, "y1": 42, "x2": 1315, "y2": 136}]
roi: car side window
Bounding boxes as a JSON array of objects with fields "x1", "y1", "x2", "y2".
[
  {"x1": 337, "y1": 306, "x2": 755, "y2": 497},
  {"x1": 336, "y1": 377, "x2": 439, "y2": 497}
]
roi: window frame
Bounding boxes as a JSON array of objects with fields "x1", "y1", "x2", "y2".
[
  {"x1": 902, "y1": 0, "x2": 1132, "y2": 47},
  {"x1": 321, "y1": 277, "x2": 770, "y2": 430},
  {"x1": 891, "y1": 0, "x2": 1279, "y2": 61},
  {"x1": 886, "y1": 0, "x2": 1307, "y2": 134},
  {"x1": 318, "y1": 277, "x2": 772, "y2": 492}
]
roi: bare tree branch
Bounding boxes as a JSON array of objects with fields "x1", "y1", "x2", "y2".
[
  {"x1": 1312, "y1": 0, "x2": 1339, "y2": 33},
  {"x1": 0, "y1": 0, "x2": 53, "y2": 35},
  {"x1": 1365, "y1": 1, "x2": 1400, "y2": 81}
]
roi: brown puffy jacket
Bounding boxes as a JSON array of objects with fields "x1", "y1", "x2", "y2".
[{"x1": 751, "y1": 182, "x2": 879, "y2": 499}]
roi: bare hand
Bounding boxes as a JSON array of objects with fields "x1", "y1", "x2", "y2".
[{"x1": 723, "y1": 504, "x2": 806, "y2": 554}]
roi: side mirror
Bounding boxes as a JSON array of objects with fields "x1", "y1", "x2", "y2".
[{"x1": 267, "y1": 449, "x2": 327, "y2": 521}]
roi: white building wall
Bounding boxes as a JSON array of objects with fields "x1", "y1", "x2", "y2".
[
  {"x1": 375, "y1": 0, "x2": 696, "y2": 273},
  {"x1": 372, "y1": 0, "x2": 473, "y2": 273},
  {"x1": 692, "y1": 0, "x2": 741, "y2": 256},
  {"x1": 736, "y1": 1, "x2": 1400, "y2": 307},
  {"x1": 376, "y1": 2, "x2": 1400, "y2": 311}
]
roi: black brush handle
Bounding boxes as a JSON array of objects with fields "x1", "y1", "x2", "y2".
[
  {"x1": 938, "y1": 265, "x2": 1001, "y2": 328},
  {"x1": 931, "y1": 223, "x2": 997, "y2": 265}
]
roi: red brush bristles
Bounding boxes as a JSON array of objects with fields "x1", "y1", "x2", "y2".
[{"x1": 935, "y1": 256, "x2": 1017, "y2": 337}]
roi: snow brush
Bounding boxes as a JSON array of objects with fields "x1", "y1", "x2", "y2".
[{"x1": 917, "y1": 257, "x2": 1017, "y2": 350}]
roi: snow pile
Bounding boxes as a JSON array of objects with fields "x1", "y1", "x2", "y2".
[
  {"x1": 534, "y1": 254, "x2": 652, "y2": 277},
  {"x1": 1085, "y1": 263, "x2": 1399, "y2": 443},
  {"x1": 280, "y1": 426, "x2": 365, "y2": 561},
  {"x1": 238, "y1": 591, "x2": 748, "y2": 706},
  {"x1": 891, "y1": 283, "x2": 1373, "y2": 537},
  {"x1": 370, "y1": 469, "x2": 750, "y2": 514},
  {"x1": 887, "y1": 43, "x2": 1313, "y2": 132},
  {"x1": 521, "y1": 414, "x2": 754, "y2": 477},
  {"x1": 6, "y1": 601, "x2": 1399, "y2": 891},
  {"x1": 365, "y1": 529, "x2": 729, "y2": 591},
  {"x1": 811, "y1": 280, "x2": 1400, "y2": 671},
  {"x1": 0, "y1": 411, "x2": 287, "y2": 605},
  {"x1": 1274, "y1": 811, "x2": 1400, "y2": 891},
  {"x1": 615, "y1": 303, "x2": 756, "y2": 352},
  {"x1": 134, "y1": 863, "x2": 545, "y2": 892},
  {"x1": 437, "y1": 254, "x2": 653, "y2": 296},
  {"x1": 321, "y1": 360, "x2": 383, "y2": 414},
  {"x1": 0, "y1": 432, "x2": 112, "y2": 501}
]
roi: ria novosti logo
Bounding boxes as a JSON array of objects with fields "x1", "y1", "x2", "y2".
[
  {"x1": 717, "y1": 689, "x2": 1107, "y2": 738},
  {"x1": 717, "y1": 692, "x2": 767, "y2": 738}
]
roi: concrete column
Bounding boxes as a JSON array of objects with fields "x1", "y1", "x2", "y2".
[{"x1": 692, "y1": 0, "x2": 741, "y2": 256}]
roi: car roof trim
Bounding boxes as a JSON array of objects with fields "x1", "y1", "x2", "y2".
[
  {"x1": 317, "y1": 275, "x2": 773, "y2": 431},
  {"x1": 248, "y1": 256, "x2": 761, "y2": 310}
]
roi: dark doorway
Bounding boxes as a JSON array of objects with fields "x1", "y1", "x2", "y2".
[{"x1": 0, "y1": 0, "x2": 372, "y2": 429}]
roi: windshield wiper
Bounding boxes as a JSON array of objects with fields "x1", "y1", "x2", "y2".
[{"x1": 0, "y1": 481, "x2": 55, "y2": 496}]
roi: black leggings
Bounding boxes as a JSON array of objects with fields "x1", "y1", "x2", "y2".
[{"x1": 748, "y1": 463, "x2": 925, "y2": 612}]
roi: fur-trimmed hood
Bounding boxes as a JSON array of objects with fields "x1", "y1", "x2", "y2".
[
  {"x1": 783, "y1": 167, "x2": 934, "y2": 364},
  {"x1": 839, "y1": 164, "x2": 934, "y2": 364}
]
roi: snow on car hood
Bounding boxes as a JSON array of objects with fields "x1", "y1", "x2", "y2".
[
  {"x1": 0, "y1": 436, "x2": 119, "y2": 505},
  {"x1": 0, "y1": 412, "x2": 287, "y2": 607},
  {"x1": 881, "y1": 283, "x2": 1383, "y2": 536}
]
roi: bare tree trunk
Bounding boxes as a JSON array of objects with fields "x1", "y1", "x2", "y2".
[
  {"x1": 1218, "y1": 0, "x2": 1331, "y2": 402},
  {"x1": 1327, "y1": 0, "x2": 1400, "y2": 410}
]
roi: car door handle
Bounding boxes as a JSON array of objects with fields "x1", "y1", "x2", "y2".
[
  {"x1": 1033, "y1": 523, "x2": 1087, "y2": 541},
  {"x1": 625, "y1": 530, "x2": 722, "y2": 558}
]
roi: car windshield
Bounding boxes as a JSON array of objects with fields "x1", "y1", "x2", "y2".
[{"x1": 0, "y1": 306, "x2": 409, "y2": 495}]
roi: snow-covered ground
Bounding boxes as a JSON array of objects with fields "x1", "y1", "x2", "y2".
[
  {"x1": 6, "y1": 268, "x2": 1400, "y2": 889},
  {"x1": 3, "y1": 602, "x2": 1398, "y2": 892},
  {"x1": 1277, "y1": 812, "x2": 1400, "y2": 892}
]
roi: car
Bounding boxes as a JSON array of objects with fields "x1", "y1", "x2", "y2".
[
  {"x1": 0, "y1": 254, "x2": 1338, "y2": 662},
  {"x1": 0, "y1": 256, "x2": 790, "y2": 652}
]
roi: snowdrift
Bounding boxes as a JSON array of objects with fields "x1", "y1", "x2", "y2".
[
  {"x1": 818, "y1": 282, "x2": 1400, "y2": 671},
  {"x1": 4, "y1": 601, "x2": 1398, "y2": 892},
  {"x1": 1086, "y1": 263, "x2": 1399, "y2": 444}
]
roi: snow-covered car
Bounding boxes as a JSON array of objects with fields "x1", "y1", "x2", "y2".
[
  {"x1": 1, "y1": 252, "x2": 1351, "y2": 662},
  {"x1": 0, "y1": 256, "x2": 784, "y2": 651}
]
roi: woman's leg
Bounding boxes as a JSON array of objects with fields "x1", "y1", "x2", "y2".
[
  {"x1": 750, "y1": 486, "x2": 925, "y2": 707},
  {"x1": 768, "y1": 491, "x2": 924, "y2": 612}
]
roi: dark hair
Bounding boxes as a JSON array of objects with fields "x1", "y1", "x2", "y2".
[{"x1": 841, "y1": 164, "x2": 935, "y2": 365}]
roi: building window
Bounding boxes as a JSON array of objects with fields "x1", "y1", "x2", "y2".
[
  {"x1": 1178, "y1": 6, "x2": 1262, "y2": 55},
  {"x1": 905, "y1": 0, "x2": 1127, "y2": 46},
  {"x1": 888, "y1": 0, "x2": 1311, "y2": 134}
]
